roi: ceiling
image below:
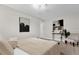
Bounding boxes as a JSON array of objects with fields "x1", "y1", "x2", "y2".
[{"x1": 4, "y1": 4, "x2": 79, "y2": 20}]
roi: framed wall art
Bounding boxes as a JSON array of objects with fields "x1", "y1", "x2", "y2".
[{"x1": 19, "y1": 17, "x2": 30, "y2": 32}]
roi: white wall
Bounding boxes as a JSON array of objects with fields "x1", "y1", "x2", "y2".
[
  {"x1": 1, "y1": 4, "x2": 79, "y2": 40},
  {"x1": 0, "y1": 5, "x2": 41, "y2": 38},
  {"x1": 40, "y1": 20, "x2": 44, "y2": 38},
  {"x1": 42, "y1": 15, "x2": 79, "y2": 40}
]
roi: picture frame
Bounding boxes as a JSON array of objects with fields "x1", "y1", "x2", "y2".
[{"x1": 19, "y1": 17, "x2": 30, "y2": 32}]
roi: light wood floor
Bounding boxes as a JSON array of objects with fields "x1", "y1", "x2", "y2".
[{"x1": 44, "y1": 42, "x2": 79, "y2": 55}]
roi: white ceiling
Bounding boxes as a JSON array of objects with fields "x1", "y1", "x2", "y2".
[{"x1": 4, "y1": 4, "x2": 79, "y2": 20}]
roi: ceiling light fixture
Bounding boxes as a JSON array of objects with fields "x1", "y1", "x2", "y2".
[{"x1": 32, "y1": 4, "x2": 47, "y2": 10}]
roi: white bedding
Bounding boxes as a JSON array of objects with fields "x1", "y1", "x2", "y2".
[
  {"x1": 17, "y1": 38, "x2": 57, "y2": 55},
  {"x1": 14, "y1": 48, "x2": 29, "y2": 55},
  {"x1": 0, "y1": 36, "x2": 58, "y2": 55}
]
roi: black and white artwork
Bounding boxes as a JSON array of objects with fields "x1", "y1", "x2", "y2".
[{"x1": 19, "y1": 17, "x2": 30, "y2": 32}]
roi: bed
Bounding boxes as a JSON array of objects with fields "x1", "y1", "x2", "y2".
[
  {"x1": 17, "y1": 38, "x2": 58, "y2": 55},
  {"x1": 1, "y1": 36, "x2": 79, "y2": 55},
  {"x1": 0, "y1": 36, "x2": 58, "y2": 55}
]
